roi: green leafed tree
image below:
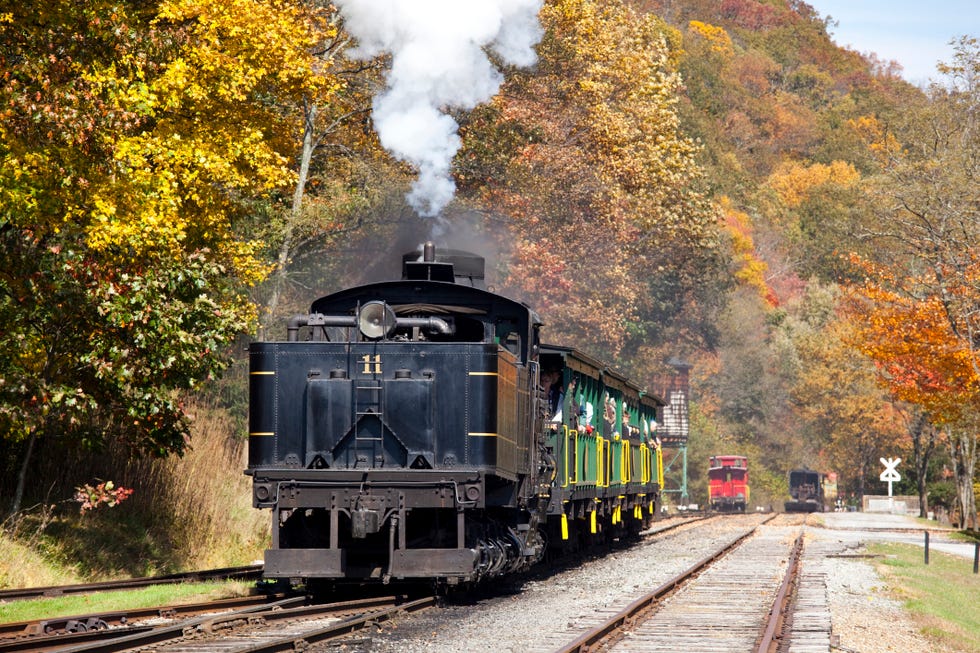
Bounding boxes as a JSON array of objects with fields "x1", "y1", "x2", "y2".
[{"x1": 0, "y1": 0, "x2": 329, "y2": 516}]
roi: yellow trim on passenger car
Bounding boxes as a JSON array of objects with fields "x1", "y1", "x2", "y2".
[
  {"x1": 640, "y1": 444, "x2": 649, "y2": 483},
  {"x1": 249, "y1": 432, "x2": 275, "y2": 436},
  {"x1": 596, "y1": 437, "x2": 605, "y2": 487},
  {"x1": 250, "y1": 371, "x2": 275, "y2": 375},
  {"x1": 468, "y1": 371, "x2": 498, "y2": 376}
]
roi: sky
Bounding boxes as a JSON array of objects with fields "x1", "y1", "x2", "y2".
[{"x1": 804, "y1": 0, "x2": 979, "y2": 85}]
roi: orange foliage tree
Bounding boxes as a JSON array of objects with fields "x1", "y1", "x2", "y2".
[
  {"x1": 846, "y1": 262, "x2": 980, "y2": 522},
  {"x1": 842, "y1": 38, "x2": 980, "y2": 527}
]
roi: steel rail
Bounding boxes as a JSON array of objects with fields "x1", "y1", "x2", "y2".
[
  {"x1": 0, "y1": 564, "x2": 263, "y2": 602},
  {"x1": 0, "y1": 592, "x2": 287, "y2": 639},
  {"x1": 756, "y1": 531, "x2": 805, "y2": 653},
  {"x1": 47, "y1": 594, "x2": 427, "y2": 653},
  {"x1": 220, "y1": 595, "x2": 438, "y2": 653},
  {"x1": 32, "y1": 595, "x2": 307, "y2": 653},
  {"x1": 553, "y1": 516, "x2": 773, "y2": 653}
]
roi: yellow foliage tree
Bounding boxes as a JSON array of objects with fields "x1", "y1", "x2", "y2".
[
  {"x1": 688, "y1": 20, "x2": 734, "y2": 58},
  {"x1": 462, "y1": 0, "x2": 718, "y2": 363},
  {"x1": 767, "y1": 160, "x2": 860, "y2": 209},
  {"x1": 719, "y1": 197, "x2": 773, "y2": 305},
  {"x1": 792, "y1": 307, "x2": 908, "y2": 499}
]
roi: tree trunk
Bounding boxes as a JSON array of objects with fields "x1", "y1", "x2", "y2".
[
  {"x1": 948, "y1": 426, "x2": 978, "y2": 530},
  {"x1": 8, "y1": 428, "x2": 37, "y2": 519},
  {"x1": 856, "y1": 456, "x2": 867, "y2": 505},
  {"x1": 262, "y1": 101, "x2": 317, "y2": 337},
  {"x1": 908, "y1": 409, "x2": 938, "y2": 518}
]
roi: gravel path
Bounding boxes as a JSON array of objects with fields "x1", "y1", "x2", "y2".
[{"x1": 810, "y1": 513, "x2": 966, "y2": 653}]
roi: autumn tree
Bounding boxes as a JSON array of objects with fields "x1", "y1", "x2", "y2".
[
  {"x1": 458, "y1": 0, "x2": 720, "y2": 366},
  {"x1": 789, "y1": 291, "x2": 907, "y2": 501},
  {"x1": 845, "y1": 268, "x2": 979, "y2": 525},
  {"x1": 842, "y1": 37, "x2": 980, "y2": 527},
  {"x1": 899, "y1": 405, "x2": 943, "y2": 518},
  {"x1": 0, "y1": 0, "x2": 328, "y2": 516},
  {"x1": 762, "y1": 158, "x2": 868, "y2": 282},
  {"x1": 254, "y1": 5, "x2": 407, "y2": 333}
]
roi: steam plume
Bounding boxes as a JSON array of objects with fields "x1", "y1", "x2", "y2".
[{"x1": 335, "y1": 0, "x2": 543, "y2": 217}]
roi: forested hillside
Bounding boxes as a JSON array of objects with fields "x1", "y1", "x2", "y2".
[{"x1": 1, "y1": 0, "x2": 977, "y2": 578}]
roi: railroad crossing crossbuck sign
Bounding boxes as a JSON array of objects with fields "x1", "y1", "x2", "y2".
[{"x1": 879, "y1": 457, "x2": 902, "y2": 497}]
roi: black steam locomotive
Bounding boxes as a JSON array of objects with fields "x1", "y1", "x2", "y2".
[{"x1": 246, "y1": 243, "x2": 665, "y2": 587}]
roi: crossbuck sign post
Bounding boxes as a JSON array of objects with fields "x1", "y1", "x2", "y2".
[{"x1": 880, "y1": 457, "x2": 902, "y2": 497}]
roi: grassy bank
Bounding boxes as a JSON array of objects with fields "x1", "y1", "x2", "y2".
[
  {"x1": 1, "y1": 400, "x2": 269, "y2": 591},
  {"x1": 870, "y1": 542, "x2": 980, "y2": 652},
  {"x1": 0, "y1": 580, "x2": 254, "y2": 624}
]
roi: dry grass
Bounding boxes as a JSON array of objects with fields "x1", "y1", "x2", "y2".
[
  {"x1": 0, "y1": 398, "x2": 269, "y2": 588},
  {"x1": 127, "y1": 402, "x2": 270, "y2": 569},
  {"x1": 0, "y1": 580, "x2": 254, "y2": 623},
  {"x1": 0, "y1": 534, "x2": 81, "y2": 589}
]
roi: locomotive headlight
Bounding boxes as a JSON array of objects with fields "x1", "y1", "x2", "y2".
[{"x1": 358, "y1": 301, "x2": 397, "y2": 339}]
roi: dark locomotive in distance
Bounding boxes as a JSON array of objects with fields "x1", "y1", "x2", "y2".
[
  {"x1": 785, "y1": 468, "x2": 825, "y2": 512},
  {"x1": 247, "y1": 243, "x2": 666, "y2": 586}
]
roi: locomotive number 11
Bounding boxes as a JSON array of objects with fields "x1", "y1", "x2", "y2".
[{"x1": 361, "y1": 354, "x2": 382, "y2": 374}]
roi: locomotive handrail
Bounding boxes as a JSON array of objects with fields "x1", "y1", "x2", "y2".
[
  {"x1": 560, "y1": 425, "x2": 578, "y2": 488},
  {"x1": 656, "y1": 446, "x2": 664, "y2": 487},
  {"x1": 287, "y1": 313, "x2": 357, "y2": 341}
]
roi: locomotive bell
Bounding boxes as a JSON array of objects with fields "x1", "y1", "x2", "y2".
[{"x1": 358, "y1": 301, "x2": 397, "y2": 339}]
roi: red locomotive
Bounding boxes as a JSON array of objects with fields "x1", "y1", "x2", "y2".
[{"x1": 708, "y1": 455, "x2": 749, "y2": 512}]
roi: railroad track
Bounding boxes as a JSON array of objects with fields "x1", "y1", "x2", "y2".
[
  {"x1": 547, "y1": 517, "x2": 827, "y2": 653},
  {"x1": 5, "y1": 515, "x2": 828, "y2": 653},
  {"x1": 294, "y1": 514, "x2": 779, "y2": 652},
  {"x1": 0, "y1": 592, "x2": 294, "y2": 646},
  {"x1": 11, "y1": 593, "x2": 435, "y2": 653}
]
